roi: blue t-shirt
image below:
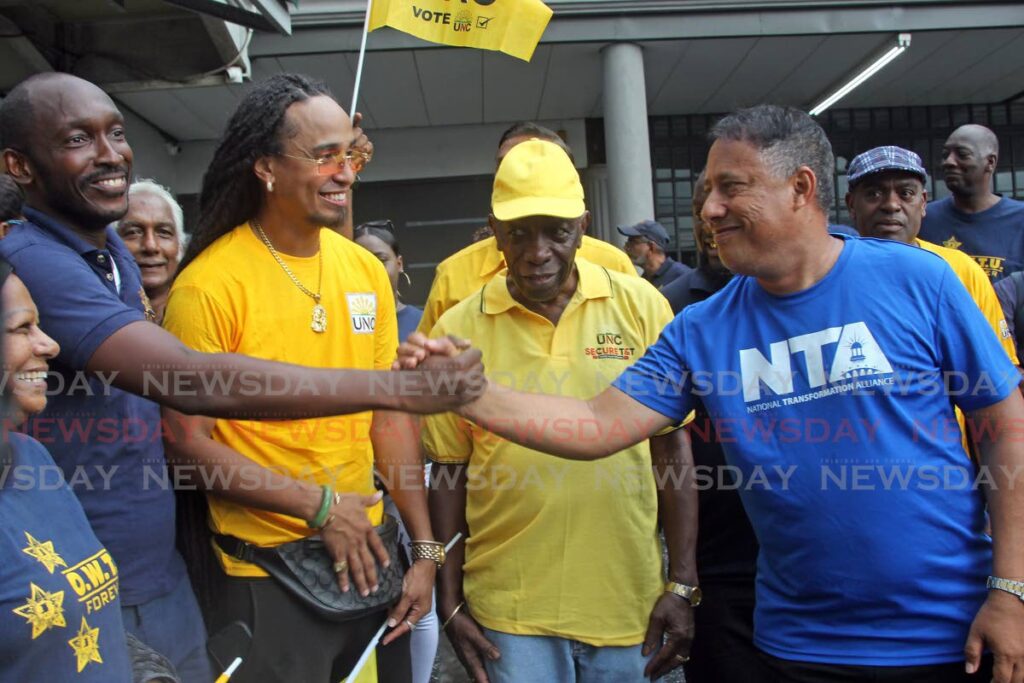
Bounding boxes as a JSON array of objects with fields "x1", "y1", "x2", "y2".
[
  {"x1": 0, "y1": 208, "x2": 185, "y2": 606},
  {"x1": 0, "y1": 433, "x2": 132, "y2": 682},
  {"x1": 397, "y1": 305, "x2": 424, "y2": 345},
  {"x1": 919, "y1": 195, "x2": 1024, "y2": 282},
  {"x1": 614, "y1": 236, "x2": 1018, "y2": 666}
]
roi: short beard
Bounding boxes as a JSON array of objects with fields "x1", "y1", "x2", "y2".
[
  {"x1": 55, "y1": 194, "x2": 127, "y2": 232},
  {"x1": 311, "y1": 206, "x2": 347, "y2": 230}
]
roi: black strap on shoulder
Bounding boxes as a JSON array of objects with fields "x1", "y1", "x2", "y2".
[{"x1": 1013, "y1": 271, "x2": 1024, "y2": 349}]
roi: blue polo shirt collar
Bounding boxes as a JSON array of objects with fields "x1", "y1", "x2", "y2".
[{"x1": 23, "y1": 206, "x2": 124, "y2": 289}]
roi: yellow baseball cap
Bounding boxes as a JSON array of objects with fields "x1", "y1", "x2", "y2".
[{"x1": 491, "y1": 139, "x2": 585, "y2": 221}]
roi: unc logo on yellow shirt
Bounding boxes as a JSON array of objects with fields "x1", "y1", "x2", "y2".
[
  {"x1": 347, "y1": 293, "x2": 377, "y2": 334},
  {"x1": 585, "y1": 332, "x2": 636, "y2": 360}
]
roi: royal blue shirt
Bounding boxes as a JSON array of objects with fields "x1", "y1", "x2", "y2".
[
  {"x1": 614, "y1": 236, "x2": 1018, "y2": 666},
  {"x1": 397, "y1": 305, "x2": 424, "y2": 345},
  {"x1": 919, "y1": 195, "x2": 1024, "y2": 282},
  {"x1": 0, "y1": 433, "x2": 132, "y2": 682},
  {"x1": 0, "y1": 208, "x2": 184, "y2": 606}
]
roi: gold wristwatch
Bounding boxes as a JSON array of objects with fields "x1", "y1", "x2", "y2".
[
  {"x1": 410, "y1": 540, "x2": 446, "y2": 568},
  {"x1": 666, "y1": 581, "x2": 703, "y2": 607}
]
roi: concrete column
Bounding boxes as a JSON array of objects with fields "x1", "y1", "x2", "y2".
[
  {"x1": 602, "y1": 42, "x2": 654, "y2": 246},
  {"x1": 582, "y1": 164, "x2": 611, "y2": 243}
]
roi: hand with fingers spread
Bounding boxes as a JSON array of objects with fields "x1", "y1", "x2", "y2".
[
  {"x1": 964, "y1": 590, "x2": 1024, "y2": 683},
  {"x1": 320, "y1": 490, "x2": 390, "y2": 596},
  {"x1": 641, "y1": 593, "x2": 695, "y2": 680},
  {"x1": 444, "y1": 606, "x2": 501, "y2": 683},
  {"x1": 381, "y1": 559, "x2": 437, "y2": 646}
]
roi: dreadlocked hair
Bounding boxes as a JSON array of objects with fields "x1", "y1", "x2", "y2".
[{"x1": 177, "y1": 73, "x2": 333, "y2": 275}]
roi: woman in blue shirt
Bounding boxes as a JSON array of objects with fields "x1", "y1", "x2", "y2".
[
  {"x1": 355, "y1": 221, "x2": 435, "y2": 683},
  {"x1": 0, "y1": 258, "x2": 133, "y2": 682},
  {"x1": 355, "y1": 220, "x2": 423, "y2": 343}
]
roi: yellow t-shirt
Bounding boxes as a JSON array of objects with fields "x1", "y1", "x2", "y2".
[
  {"x1": 421, "y1": 259, "x2": 672, "y2": 647},
  {"x1": 916, "y1": 238, "x2": 1018, "y2": 363},
  {"x1": 916, "y1": 238, "x2": 1018, "y2": 458},
  {"x1": 417, "y1": 235, "x2": 637, "y2": 335},
  {"x1": 163, "y1": 224, "x2": 398, "y2": 576}
]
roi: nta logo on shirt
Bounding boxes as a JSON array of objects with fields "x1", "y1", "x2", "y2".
[{"x1": 739, "y1": 322, "x2": 893, "y2": 402}]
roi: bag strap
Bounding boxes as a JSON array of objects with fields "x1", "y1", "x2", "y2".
[
  {"x1": 213, "y1": 534, "x2": 261, "y2": 565},
  {"x1": 1012, "y1": 271, "x2": 1024, "y2": 348}
]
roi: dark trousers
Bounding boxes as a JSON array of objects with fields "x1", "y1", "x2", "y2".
[
  {"x1": 208, "y1": 566, "x2": 412, "y2": 683},
  {"x1": 760, "y1": 651, "x2": 994, "y2": 683},
  {"x1": 121, "y1": 572, "x2": 213, "y2": 683},
  {"x1": 683, "y1": 580, "x2": 772, "y2": 683}
]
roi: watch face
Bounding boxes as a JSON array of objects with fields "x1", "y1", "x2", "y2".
[{"x1": 690, "y1": 587, "x2": 703, "y2": 607}]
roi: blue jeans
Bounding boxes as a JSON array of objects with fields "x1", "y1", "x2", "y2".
[
  {"x1": 121, "y1": 573, "x2": 213, "y2": 683},
  {"x1": 481, "y1": 626, "x2": 649, "y2": 683}
]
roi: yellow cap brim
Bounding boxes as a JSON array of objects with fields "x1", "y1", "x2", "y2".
[{"x1": 492, "y1": 196, "x2": 586, "y2": 222}]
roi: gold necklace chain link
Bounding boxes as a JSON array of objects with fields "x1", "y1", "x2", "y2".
[{"x1": 252, "y1": 220, "x2": 322, "y2": 303}]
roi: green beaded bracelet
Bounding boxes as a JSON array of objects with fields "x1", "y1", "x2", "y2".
[{"x1": 307, "y1": 484, "x2": 334, "y2": 529}]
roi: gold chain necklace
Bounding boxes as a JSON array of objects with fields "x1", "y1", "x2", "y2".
[{"x1": 252, "y1": 220, "x2": 327, "y2": 333}]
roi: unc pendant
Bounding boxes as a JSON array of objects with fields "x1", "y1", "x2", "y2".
[{"x1": 312, "y1": 304, "x2": 327, "y2": 333}]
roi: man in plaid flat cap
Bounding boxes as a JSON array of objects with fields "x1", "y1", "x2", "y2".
[{"x1": 846, "y1": 145, "x2": 1018, "y2": 368}]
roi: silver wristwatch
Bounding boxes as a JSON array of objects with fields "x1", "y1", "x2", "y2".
[{"x1": 986, "y1": 576, "x2": 1024, "y2": 602}]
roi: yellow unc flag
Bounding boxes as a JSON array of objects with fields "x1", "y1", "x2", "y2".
[{"x1": 369, "y1": 0, "x2": 552, "y2": 62}]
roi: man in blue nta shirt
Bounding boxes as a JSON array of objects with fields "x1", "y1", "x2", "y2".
[
  {"x1": 919, "y1": 124, "x2": 1024, "y2": 282},
  {"x1": 402, "y1": 105, "x2": 1024, "y2": 683},
  {"x1": 0, "y1": 72, "x2": 482, "y2": 682}
]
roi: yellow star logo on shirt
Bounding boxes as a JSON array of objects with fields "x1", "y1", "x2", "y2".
[
  {"x1": 22, "y1": 532, "x2": 68, "y2": 574},
  {"x1": 12, "y1": 583, "x2": 66, "y2": 639},
  {"x1": 943, "y1": 236, "x2": 963, "y2": 250},
  {"x1": 68, "y1": 617, "x2": 103, "y2": 673}
]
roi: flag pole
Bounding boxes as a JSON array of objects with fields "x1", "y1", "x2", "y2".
[
  {"x1": 344, "y1": 533, "x2": 464, "y2": 682},
  {"x1": 350, "y1": 0, "x2": 374, "y2": 115}
]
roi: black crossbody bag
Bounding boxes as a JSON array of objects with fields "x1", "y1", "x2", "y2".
[{"x1": 214, "y1": 514, "x2": 406, "y2": 622}]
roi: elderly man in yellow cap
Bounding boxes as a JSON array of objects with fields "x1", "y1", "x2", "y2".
[{"x1": 423, "y1": 139, "x2": 698, "y2": 682}]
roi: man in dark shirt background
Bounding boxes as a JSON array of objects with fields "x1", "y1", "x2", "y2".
[
  {"x1": 617, "y1": 218, "x2": 691, "y2": 290},
  {"x1": 918, "y1": 124, "x2": 1024, "y2": 282},
  {"x1": 662, "y1": 172, "x2": 731, "y2": 316}
]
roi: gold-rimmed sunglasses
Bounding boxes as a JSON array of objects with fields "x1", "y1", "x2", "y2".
[{"x1": 278, "y1": 148, "x2": 373, "y2": 176}]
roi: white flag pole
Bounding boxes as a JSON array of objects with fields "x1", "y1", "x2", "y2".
[
  {"x1": 350, "y1": 0, "x2": 374, "y2": 115},
  {"x1": 344, "y1": 533, "x2": 464, "y2": 682}
]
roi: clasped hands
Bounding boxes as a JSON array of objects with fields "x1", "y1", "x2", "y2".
[{"x1": 393, "y1": 332, "x2": 487, "y2": 414}]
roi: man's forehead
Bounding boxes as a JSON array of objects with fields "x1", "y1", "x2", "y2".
[
  {"x1": 944, "y1": 129, "x2": 983, "y2": 151},
  {"x1": 283, "y1": 96, "x2": 352, "y2": 149},
  {"x1": 707, "y1": 139, "x2": 762, "y2": 175},
  {"x1": 30, "y1": 78, "x2": 121, "y2": 124},
  {"x1": 126, "y1": 192, "x2": 175, "y2": 218}
]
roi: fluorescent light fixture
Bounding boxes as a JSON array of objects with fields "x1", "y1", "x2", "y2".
[{"x1": 809, "y1": 33, "x2": 911, "y2": 116}]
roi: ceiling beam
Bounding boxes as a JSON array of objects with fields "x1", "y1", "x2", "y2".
[{"x1": 160, "y1": 0, "x2": 290, "y2": 35}]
